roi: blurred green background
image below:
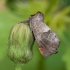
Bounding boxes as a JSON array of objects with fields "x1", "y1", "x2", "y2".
[{"x1": 0, "y1": 0, "x2": 70, "y2": 70}]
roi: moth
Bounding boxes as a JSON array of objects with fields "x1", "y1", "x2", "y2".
[{"x1": 26, "y1": 12, "x2": 60, "y2": 57}]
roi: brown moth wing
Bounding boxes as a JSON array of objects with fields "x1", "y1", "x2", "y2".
[
  {"x1": 39, "y1": 30, "x2": 60, "y2": 57},
  {"x1": 28, "y1": 12, "x2": 60, "y2": 57}
]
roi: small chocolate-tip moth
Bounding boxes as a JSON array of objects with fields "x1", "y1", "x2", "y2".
[{"x1": 24, "y1": 12, "x2": 60, "y2": 57}]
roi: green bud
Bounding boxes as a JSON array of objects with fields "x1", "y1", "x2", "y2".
[{"x1": 8, "y1": 22, "x2": 35, "y2": 64}]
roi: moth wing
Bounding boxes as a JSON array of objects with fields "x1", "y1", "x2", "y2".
[{"x1": 39, "y1": 30, "x2": 60, "y2": 57}]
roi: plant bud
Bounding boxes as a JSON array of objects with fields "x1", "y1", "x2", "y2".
[{"x1": 8, "y1": 22, "x2": 35, "y2": 64}]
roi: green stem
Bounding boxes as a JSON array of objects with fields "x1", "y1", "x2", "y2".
[{"x1": 15, "y1": 64, "x2": 23, "y2": 70}]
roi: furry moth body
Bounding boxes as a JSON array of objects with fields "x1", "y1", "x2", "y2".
[{"x1": 28, "y1": 12, "x2": 60, "y2": 57}]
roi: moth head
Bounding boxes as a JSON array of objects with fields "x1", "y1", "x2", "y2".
[{"x1": 29, "y1": 11, "x2": 44, "y2": 22}]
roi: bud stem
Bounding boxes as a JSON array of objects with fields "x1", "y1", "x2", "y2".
[
  {"x1": 20, "y1": 19, "x2": 29, "y2": 23},
  {"x1": 15, "y1": 64, "x2": 23, "y2": 70}
]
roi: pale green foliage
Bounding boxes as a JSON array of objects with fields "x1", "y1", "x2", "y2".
[
  {"x1": 62, "y1": 47, "x2": 70, "y2": 70},
  {"x1": 0, "y1": 0, "x2": 70, "y2": 70}
]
